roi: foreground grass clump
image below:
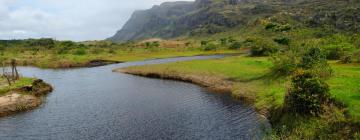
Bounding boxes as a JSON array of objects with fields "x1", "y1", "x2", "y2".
[
  {"x1": 120, "y1": 55, "x2": 360, "y2": 139},
  {"x1": 0, "y1": 77, "x2": 35, "y2": 95}
]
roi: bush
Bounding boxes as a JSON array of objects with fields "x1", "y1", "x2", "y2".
[
  {"x1": 202, "y1": 43, "x2": 217, "y2": 51},
  {"x1": 325, "y1": 46, "x2": 344, "y2": 60},
  {"x1": 73, "y1": 48, "x2": 86, "y2": 55},
  {"x1": 285, "y1": 70, "x2": 331, "y2": 116},
  {"x1": 340, "y1": 55, "x2": 352, "y2": 64},
  {"x1": 219, "y1": 38, "x2": 228, "y2": 45},
  {"x1": 265, "y1": 22, "x2": 292, "y2": 32},
  {"x1": 323, "y1": 43, "x2": 354, "y2": 60},
  {"x1": 249, "y1": 38, "x2": 278, "y2": 56},
  {"x1": 271, "y1": 51, "x2": 299, "y2": 76},
  {"x1": 229, "y1": 42, "x2": 242, "y2": 50},
  {"x1": 271, "y1": 47, "x2": 332, "y2": 77},
  {"x1": 201, "y1": 40, "x2": 209, "y2": 46},
  {"x1": 300, "y1": 47, "x2": 332, "y2": 78},
  {"x1": 274, "y1": 37, "x2": 291, "y2": 45},
  {"x1": 352, "y1": 50, "x2": 360, "y2": 63}
]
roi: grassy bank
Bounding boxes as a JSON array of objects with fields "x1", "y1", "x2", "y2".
[
  {"x1": 0, "y1": 77, "x2": 53, "y2": 117},
  {"x1": 0, "y1": 77, "x2": 35, "y2": 95},
  {"x1": 118, "y1": 55, "x2": 360, "y2": 139},
  {"x1": 0, "y1": 39, "x2": 240, "y2": 68}
]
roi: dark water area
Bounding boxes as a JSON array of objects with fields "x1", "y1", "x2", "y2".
[{"x1": 0, "y1": 55, "x2": 269, "y2": 140}]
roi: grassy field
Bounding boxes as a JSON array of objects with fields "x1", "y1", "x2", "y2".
[
  {"x1": 0, "y1": 39, "x2": 240, "y2": 68},
  {"x1": 121, "y1": 55, "x2": 360, "y2": 139}
]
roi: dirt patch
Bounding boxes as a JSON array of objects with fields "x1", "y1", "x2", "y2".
[{"x1": 0, "y1": 79, "x2": 53, "y2": 117}]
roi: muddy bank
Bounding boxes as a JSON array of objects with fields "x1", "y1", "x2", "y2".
[
  {"x1": 0, "y1": 79, "x2": 53, "y2": 117},
  {"x1": 114, "y1": 68, "x2": 269, "y2": 119},
  {"x1": 115, "y1": 69, "x2": 234, "y2": 93}
]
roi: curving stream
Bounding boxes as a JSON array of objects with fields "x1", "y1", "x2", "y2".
[{"x1": 0, "y1": 55, "x2": 269, "y2": 140}]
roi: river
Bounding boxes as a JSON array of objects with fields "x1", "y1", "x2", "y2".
[{"x1": 0, "y1": 55, "x2": 269, "y2": 140}]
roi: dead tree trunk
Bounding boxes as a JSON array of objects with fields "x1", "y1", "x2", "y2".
[{"x1": 10, "y1": 59, "x2": 19, "y2": 80}]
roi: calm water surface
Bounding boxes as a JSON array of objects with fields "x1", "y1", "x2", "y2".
[{"x1": 0, "y1": 55, "x2": 269, "y2": 140}]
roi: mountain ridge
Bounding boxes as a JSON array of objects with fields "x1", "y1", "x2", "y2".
[{"x1": 108, "y1": 0, "x2": 360, "y2": 42}]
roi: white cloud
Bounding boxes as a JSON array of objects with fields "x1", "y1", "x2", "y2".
[{"x1": 0, "y1": 0, "x2": 194, "y2": 41}]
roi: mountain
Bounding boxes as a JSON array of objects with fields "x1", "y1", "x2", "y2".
[{"x1": 108, "y1": 0, "x2": 360, "y2": 42}]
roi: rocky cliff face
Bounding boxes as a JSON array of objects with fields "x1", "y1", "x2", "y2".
[{"x1": 108, "y1": 0, "x2": 360, "y2": 42}]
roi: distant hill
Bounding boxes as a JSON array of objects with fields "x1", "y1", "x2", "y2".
[{"x1": 108, "y1": 0, "x2": 360, "y2": 42}]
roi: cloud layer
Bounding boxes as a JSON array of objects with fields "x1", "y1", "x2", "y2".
[{"x1": 0, "y1": 0, "x2": 193, "y2": 41}]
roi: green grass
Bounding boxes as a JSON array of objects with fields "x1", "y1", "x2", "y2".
[
  {"x1": 328, "y1": 62, "x2": 360, "y2": 119},
  {"x1": 1, "y1": 47, "x2": 239, "y2": 68},
  {"x1": 0, "y1": 77, "x2": 35, "y2": 95},
  {"x1": 122, "y1": 55, "x2": 360, "y2": 139}
]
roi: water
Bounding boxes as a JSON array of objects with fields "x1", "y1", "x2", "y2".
[{"x1": 0, "y1": 55, "x2": 269, "y2": 140}]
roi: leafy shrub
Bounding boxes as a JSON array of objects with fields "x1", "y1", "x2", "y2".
[
  {"x1": 219, "y1": 38, "x2": 228, "y2": 45},
  {"x1": 274, "y1": 37, "x2": 290, "y2": 45},
  {"x1": 351, "y1": 50, "x2": 360, "y2": 63},
  {"x1": 285, "y1": 70, "x2": 331, "y2": 116},
  {"x1": 271, "y1": 47, "x2": 332, "y2": 77},
  {"x1": 300, "y1": 47, "x2": 332, "y2": 78},
  {"x1": 201, "y1": 40, "x2": 209, "y2": 46},
  {"x1": 60, "y1": 41, "x2": 75, "y2": 47},
  {"x1": 323, "y1": 42, "x2": 355, "y2": 60},
  {"x1": 229, "y1": 42, "x2": 242, "y2": 50},
  {"x1": 265, "y1": 23, "x2": 278, "y2": 30},
  {"x1": 73, "y1": 48, "x2": 86, "y2": 55},
  {"x1": 144, "y1": 41, "x2": 160, "y2": 48},
  {"x1": 90, "y1": 47, "x2": 104, "y2": 54},
  {"x1": 202, "y1": 43, "x2": 217, "y2": 51},
  {"x1": 108, "y1": 48, "x2": 116, "y2": 54},
  {"x1": 271, "y1": 51, "x2": 299, "y2": 76},
  {"x1": 340, "y1": 55, "x2": 352, "y2": 64},
  {"x1": 300, "y1": 47, "x2": 326, "y2": 69},
  {"x1": 265, "y1": 22, "x2": 291, "y2": 32},
  {"x1": 27, "y1": 38, "x2": 55, "y2": 48},
  {"x1": 249, "y1": 38, "x2": 278, "y2": 56}
]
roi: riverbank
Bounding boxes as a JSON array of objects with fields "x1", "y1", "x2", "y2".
[
  {"x1": 0, "y1": 79, "x2": 53, "y2": 117},
  {"x1": 116, "y1": 55, "x2": 360, "y2": 139}
]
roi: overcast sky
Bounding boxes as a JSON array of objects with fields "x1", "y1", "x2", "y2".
[{"x1": 0, "y1": 0, "x2": 193, "y2": 41}]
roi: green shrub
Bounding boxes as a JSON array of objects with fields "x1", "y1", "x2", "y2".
[
  {"x1": 340, "y1": 55, "x2": 352, "y2": 64},
  {"x1": 274, "y1": 37, "x2": 291, "y2": 45},
  {"x1": 265, "y1": 22, "x2": 291, "y2": 32},
  {"x1": 201, "y1": 40, "x2": 209, "y2": 46},
  {"x1": 219, "y1": 38, "x2": 228, "y2": 45},
  {"x1": 351, "y1": 50, "x2": 360, "y2": 63},
  {"x1": 90, "y1": 48, "x2": 104, "y2": 54},
  {"x1": 300, "y1": 47, "x2": 326, "y2": 69},
  {"x1": 323, "y1": 43, "x2": 354, "y2": 60},
  {"x1": 325, "y1": 47, "x2": 344, "y2": 60},
  {"x1": 300, "y1": 47, "x2": 332, "y2": 78},
  {"x1": 202, "y1": 43, "x2": 217, "y2": 51},
  {"x1": 229, "y1": 42, "x2": 242, "y2": 50},
  {"x1": 271, "y1": 47, "x2": 332, "y2": 77},
  {"x1": 60, "y1": 41, "x2": 75, "y2": 47},
  {"x1": 249, "y1": 38, "x2": 278, "y2": 56},
  {"x1": 73, "y1": 48, "x2": 86, "y2": 55},
  {"x1": 271, "y1": 51, "x2": 299, "y2": 76},
  {"x1": 285, "y1": 70, "x2": 331, "y2": 116}
]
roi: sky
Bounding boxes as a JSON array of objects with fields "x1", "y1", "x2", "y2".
[{"x1": 0, "y1": 0, "x2": 193, "y2": 41}]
